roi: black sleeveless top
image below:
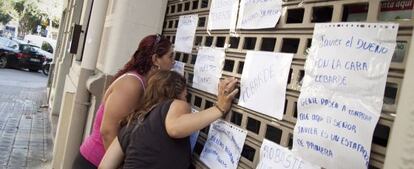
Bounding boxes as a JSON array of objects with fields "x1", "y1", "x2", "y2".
[{"x1": 119, "y1": 100, "x2": 192, "y2": 169}]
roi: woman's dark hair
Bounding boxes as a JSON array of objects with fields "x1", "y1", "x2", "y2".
[
  {"x1": 123, "y1": 70, "x2": 187, "y2": 125},
  {"x1": 112, "y1": 34, "x2": 172, "y2": 83}
]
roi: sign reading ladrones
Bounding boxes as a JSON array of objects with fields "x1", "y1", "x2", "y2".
[
  {"x1": 237, "y1": 0, "x2": 282, "y2": 29},
  {"x1": 200, "y1": 120, "x2": 247, "y2": 169},
  {"x1": 208, "y1": 0, "x2": 239, "y2": 30},
  {"x1": 292, "y1": 23, "x2": 398, "y2": 169},
  {"x1": 193, "y1": 47, "x2": 225, "y2": 95},
  {"x1": 175, "y1": 14, "x2": 198, "y2": 53},
  {"x1": 256, "y1": 139, "x2": 319, "y2": 169},
  {"x1": 238, "y1": 51, "x2": 293, "y2": 120}
]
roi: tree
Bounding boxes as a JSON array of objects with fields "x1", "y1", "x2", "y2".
[
  {"x1": 0, "y1": 0, "x2": 13, "y2": 25},
  {"x1": 13, "y1": 0, "x2": 24, "y2": 14},
  {"x1": 0, "y1": 11, "x2": 12, "y2": 25},
  {"x1": 13, "y1": 0, "x2": 48, "y2": 36},
  {"x1": 0, "y1": 0, "x2": 62, "y2": 37}
]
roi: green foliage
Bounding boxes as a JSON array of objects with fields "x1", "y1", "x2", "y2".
[
  {"x1": 0, "y1": 0, "x2": 60, "y2": 35},
  {"x1": 0, "y1": 0, "x2": 13, "y2": 25},
  {"x1": 20, "y1": 10, "x2": 43, "y2": 34},
  {"x1": 13, "y1": 0, "x2": 24, "y2": 14},
  {"x1": 52, "y1": 17, "x2": 59, "y2": 28},
  {"x1": 0, "y1": 12, "x2": 12, "y2": 25},
  {"x1": 13, "y1": 0, "x2": 48, "y2": 35}
]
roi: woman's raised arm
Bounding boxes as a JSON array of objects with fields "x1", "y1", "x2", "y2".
[{"x1": 165, "y1": 77, "x2": 238, "y2": 138}]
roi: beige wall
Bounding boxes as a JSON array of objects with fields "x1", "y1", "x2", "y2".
[
  {"x1": 384, "y1": 27, "x2": 414, "y2": 169},
  {"x1": 98, "y1": 0, "x2": 168, "y2": 75},
  {"x1": 52, "y1": 83, "x2": 75, "y2": 169}
]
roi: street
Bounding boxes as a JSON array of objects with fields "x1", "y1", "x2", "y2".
[{"x1": 0, "y1": 68, "x2": 52, "y2": 169}]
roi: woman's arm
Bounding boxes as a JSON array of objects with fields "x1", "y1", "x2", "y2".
[
  {"x1": 98, "y1": 137, "x2": 124, "y2": 169},
  {"x1": 100, "y1": 76, "x2": 144, "y2": 150},
  {"x1": 165, "y1": 77, "x2": 238, "y2": 138}
]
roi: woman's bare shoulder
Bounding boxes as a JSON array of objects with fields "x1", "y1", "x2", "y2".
[
  {"x1": 113, "y1": 75, "x2": 145, "y2": 93},
  {"x1": 170, "y1": 99, "x2": 190, "y2": 112},
  {"x1": 103, "y1": 75, "x2": 145, "y2": 103}
]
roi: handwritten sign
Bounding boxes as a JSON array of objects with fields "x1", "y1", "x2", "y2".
[
  {"x1": 292, "y1": 23, "x2": 398, "y2": 169},
  {"x1": 208, "y1": 0, "x2": 239, "y2": 30},
  {"x1": 175, "y1": 14, "x2": 198, "y2": 53},
  {"x1": 190, "y1": 107, "x2": 200, "y2": 152},
  {"x1": 193, "y1": 47, "x2": 225, "y2": 95},
  {"x1": 237, "y1": 0, "x2": 282, "y2": 29},
  {"x1": 256, "y1": 139, "x2": 320, "y2": 169},
  {"x1": 200, "y1": 120, "x2": 247, "y2": 169},
  {"x1": 172, "y1": 61, "x2": 185, "y2": 76},
  {"x1": 238, "y1": 51, "x2": 293, "y2": 120}
]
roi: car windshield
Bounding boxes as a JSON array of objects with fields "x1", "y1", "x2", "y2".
[
  {"x1": 32, "y1": 46, "x2": 44, "y2": 53},
  {"x1": 0, "y1": 37, "x2": 9, "y2": 45},
  {"x1": 8, "y1": 41, "x2": 18, "y2": 49},
  {"x1": 30, "y1": 45, "x2": 40, "y2": 50},
  {"x1": 0, "y1": 37, "x2": 18, "y2": 49},
  {"x1": 20, "y1": 44, "x2": 38, "y2": 53}
]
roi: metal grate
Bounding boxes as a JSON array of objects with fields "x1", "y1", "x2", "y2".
[{"x1": 163, "y1": 0, "x2": 413, "y2": 168}]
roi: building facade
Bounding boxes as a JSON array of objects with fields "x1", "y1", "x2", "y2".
[{"x1": 49, "y1": 0, "x2": 414, "y2": 169}]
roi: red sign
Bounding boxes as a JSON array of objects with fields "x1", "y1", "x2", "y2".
[{"x1": 381, "y1": 0, "x2": 413, "y2": 11}]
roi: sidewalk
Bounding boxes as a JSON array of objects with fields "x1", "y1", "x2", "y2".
[{"x1": 0, "y1": 73, "x2": 53, "y2": 169}]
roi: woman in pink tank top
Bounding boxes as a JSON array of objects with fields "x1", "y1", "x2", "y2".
[{"x1": 72, "y1": 34, "x2": 176, "y2": 169}]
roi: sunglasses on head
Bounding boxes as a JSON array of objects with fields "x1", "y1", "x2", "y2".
[
  {"x1": 155, "y1": 34, "x2": 162, "y2": 45},
  {"x1": 153, "y1": 34, "x2": 163, "y2": 52}
]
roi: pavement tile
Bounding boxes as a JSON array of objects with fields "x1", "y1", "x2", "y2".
[{"x1": 0, "y1": 69, "x2": 52, "y2": 169}]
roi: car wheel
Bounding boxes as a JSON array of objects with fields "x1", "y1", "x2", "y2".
[
  {"x1": 42, "y1": 64, "x2": 49, "y2": 76},
  {"x1": 0, "y1": 56, "x2": 7, "y2": 68}
]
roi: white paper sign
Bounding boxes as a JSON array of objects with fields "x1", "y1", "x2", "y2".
[
  {"x1": 193, "y1": 47, "x2": 225, "y2": 95},
  {"x1": 208, "y1": 0, "x2": 239, "y2": 30},
  {"x1": 238, "y1": 51, "x2": 293, "y2": 120},
  {"x1": 190, "y1": 107, "x2": 200, "y2": 152},
  {"x1": 293, "y1": 23, "x2": 398, "y2": 169},
  {"x1": 256, "y1": 139, "x2": 320, "y2": 169},
  {"x1": 237, "y1": 0, "x2": 282, "y2": 29},
  {"x1": 200, "y1": 120, "x2": 248, "y2": 169},
  {"x1": 172, "y1": 61, "x2": 185, "y2": 76},
  {"x1": 175, "y1": 14, "x2": 198, "y2": 53}
]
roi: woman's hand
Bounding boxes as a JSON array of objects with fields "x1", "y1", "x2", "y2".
[
  {"x1": 216, "y1": 77, "x2": 239, "y2": 113},
  {"x1": 165, "y1": 77, "x2": 239, "y2": 138}
]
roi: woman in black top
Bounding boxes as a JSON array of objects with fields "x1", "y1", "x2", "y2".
[{"x1": 99, "y1": 70, "x2": 238, "y2": 169}]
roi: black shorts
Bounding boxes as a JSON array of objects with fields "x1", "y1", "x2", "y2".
[{"x1": 72, "y1": 151, "x2": 97, "y2": 169}]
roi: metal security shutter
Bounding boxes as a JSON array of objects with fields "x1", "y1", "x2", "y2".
[{"x1": 161, "y1": 0, "x2": 413, "y2": 168}]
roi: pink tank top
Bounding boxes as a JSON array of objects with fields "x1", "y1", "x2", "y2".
[{"x1": 80, "y1": 72, "x2": 145, "y2": 166}]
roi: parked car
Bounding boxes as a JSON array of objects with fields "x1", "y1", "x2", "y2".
[
  {"x1": 0, "y1": 38, "x2": 46, "y2": 72},
  {"x1": 32, "y1": 46, "x2": 53, "y2": 75},
  {"x1": 24, "y1": 35, "x2": 56, "y2": 54}
]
